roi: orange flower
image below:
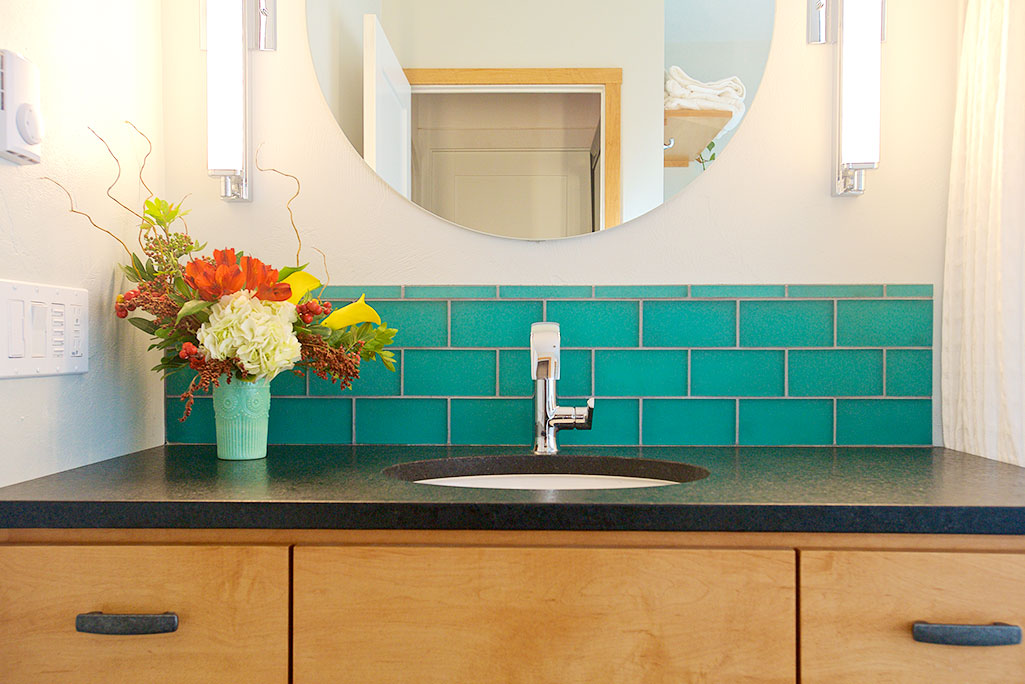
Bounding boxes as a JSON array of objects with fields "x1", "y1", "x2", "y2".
[
  {"x1": 239, "y1": 255, "x2": 291, "y2": 301},
  {"x1": 184, "y1": 248, "x2": 291, "y2": 302}
]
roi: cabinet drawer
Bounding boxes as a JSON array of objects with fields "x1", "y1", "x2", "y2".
[
  {"x1": 294, "y1": 545, "x2": 796, "y2": 683},
  {"x1": 0, "y1": 545, "x2": 288, "y2": 684},
  {"x1": 802, "y1": 551, "x2": 1025, "y2": 683}
]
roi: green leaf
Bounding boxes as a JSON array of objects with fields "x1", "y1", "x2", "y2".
[
  {"x1": 130, "y1": 252, "x2": 147, "y2": 279},
  {"x1": 127, "y1": 317, "x2": 159, "y2": 335},
  {"x1": 176, "y1": 299, "x2": 213, "y2": 324},
  {"x1": 707, "y1": 141, "x2": 716, "y2": 150},
  {"x1": 118, "y1": 264, "x2": 141, "y2": 282},
  {"x1": 278, "y1": 264, "x2": 309, "y2": 282},
  {"x1": 710, "y1": 153, "x2": 716, "y2": 160}
]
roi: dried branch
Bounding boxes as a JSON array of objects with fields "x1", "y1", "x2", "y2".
[
  {"x1": 254, "y1": 145, "x2": 302, "y2": 267},
  {"x1": 88, "y1": 127, "x2": 145, "y2": 223},
  {"x1": 312, "y1": 246, "x2": 330, "y2": 298},
  {"x1": 124, "y1": 120, "x2": 154, "y2": 202},
  {"x1": 42, "y1": 177, "x2": 133, "y2": 258}
]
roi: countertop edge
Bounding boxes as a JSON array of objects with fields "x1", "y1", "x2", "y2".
[{"x1": 3, "y1": 500, "x2": 1025, "y2": 535}]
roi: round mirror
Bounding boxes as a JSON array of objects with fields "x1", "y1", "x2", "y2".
[{"x1": 306, "y1": 1, "x2": 775, "y2": 239}]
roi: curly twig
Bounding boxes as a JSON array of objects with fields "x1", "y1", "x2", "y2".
[
  {"x1": 42, "y1": 177, "x2": 134, "y2": 258},
  {"x1": 254, "y1": 144, "x2": 302, "y2": 267},
  {"x1": 312, "y1": 246, "x2": 330, "y2": 298},
  {"x1": 123, "y1": 121, "x2": 154, "y2": 202},
  {"x1": 89, "y1": 127, "x2": 146, "y2": 224}
]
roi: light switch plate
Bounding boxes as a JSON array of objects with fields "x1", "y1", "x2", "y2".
[{"x1": 0, "y1": 279, "x2": 88, "y2": 378}]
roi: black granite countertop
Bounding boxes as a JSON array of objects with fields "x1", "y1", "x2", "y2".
[{"x1": 1, "y1": 445, "x2": 1024, "y2": 534}]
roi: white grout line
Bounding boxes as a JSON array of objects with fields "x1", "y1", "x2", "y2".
[
  {"x1": 687, "y1": 349, "x2": 692, "y2": 396},
  {"x1": 882, "y1": 348, "x2": 888, "y2": 396},
  {"x1": 735, "y1": 398, "x2": 741, "y2": 443},
  {"x1": 833, "y1": 299, "x2": 839, "y2": 346},
  {"x1": 591, "y1": 348, "x2": 596, "y2": 395},
  {"x1": 446, "y1": 300, "x2": 452, "y2": 346},
  {"x1": 784, "y1": 350, "x2": 789, "y2": 397},
  {"x1": 638, "y1": 299, "x2": 644, "y2": 345},
  {"x1": 735, "y1": 300, "x2": 741, "y2": 347},
  {"x1": 832, "y1": 398, "x2": 838, "y2": 445},
  {"x1": 495, "y1": 350, "x2": 501, "y2": 397},
  {"x1": 399, "y1": 349, "x2": 405, "y2": 394},
  {"x1": 638, "y1": 398, "x2": 644, "y2": 446}
]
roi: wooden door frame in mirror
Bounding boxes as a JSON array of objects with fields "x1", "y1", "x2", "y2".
[{"x1": 404, "y1": 68, "x2": 623, "y2": 229}]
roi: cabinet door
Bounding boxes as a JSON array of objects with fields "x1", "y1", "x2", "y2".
[
  {"x1": 294, "y1": 545, "x2": 795, "y2": 683},
  {"x1": 802, "y1": 550, "x2": 1025, "y2": 683},
  {"x1": 0, "y1": 545, "x2": 289, "y2": 684}
]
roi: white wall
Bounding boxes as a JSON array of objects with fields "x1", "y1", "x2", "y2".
[
  {"x1": 161, "y1": 0, "x2": 956, "y2": 443},
  {"x1": 0, "y1": 0, "x2": 166, "y2": 487}
]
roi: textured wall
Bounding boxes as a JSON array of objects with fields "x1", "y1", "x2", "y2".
[{"x1": 0, "y1": 0, "x2": 166, "y2": 487}]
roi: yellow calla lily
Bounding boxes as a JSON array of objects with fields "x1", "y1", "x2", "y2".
[
  {"x1": 283, "y1": 271, "x2": 322, "y2": 305},
  {"x1": 322, "y1": 294, "x2": 382, "y2": 330}
]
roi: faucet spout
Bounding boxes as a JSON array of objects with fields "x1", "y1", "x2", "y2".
[{"x1": 530, "y1": 323, "x2": 595, "y2": 455}]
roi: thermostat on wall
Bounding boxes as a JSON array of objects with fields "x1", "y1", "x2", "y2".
[{"x1": 0, "y1": 50, "x2": 43, "y2": 165}]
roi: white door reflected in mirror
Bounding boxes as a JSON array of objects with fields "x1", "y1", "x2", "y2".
[{"x1": 307, "y1": 0, "x2": 775, "y2": 239}]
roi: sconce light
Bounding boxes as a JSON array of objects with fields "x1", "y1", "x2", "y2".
[
  {"x1": 205, "y1": 0, "x2": 276, "y2": 201},
  {"x1": 809, "y1": 0, "x2": 885, "y2": 196}
]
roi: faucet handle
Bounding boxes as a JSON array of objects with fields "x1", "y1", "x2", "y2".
[{"x1": 581, "y1": 397, "x2": 595, "y2": 430}]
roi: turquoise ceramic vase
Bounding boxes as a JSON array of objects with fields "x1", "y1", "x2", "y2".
[{"x1": 212, "y1": 378, "x2": 271, "y2": 461}]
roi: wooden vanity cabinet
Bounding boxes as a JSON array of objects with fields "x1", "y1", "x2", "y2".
[
  {"x1": 5, "y1": 531, "x2": 1025, "y2": 683},
  {"x1": 0, "y1": 544, "x2": 289, "y2": 684},
  {"x1": 801, "y1": 550, "x2": 1025, "y2": 684},
  {"x1": 292, "y1": 545, "x2": 796, "y2": 684}
]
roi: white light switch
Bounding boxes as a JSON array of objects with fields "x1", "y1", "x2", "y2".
[
  {"x1": 0, "y1": 279, "x2": 87, "y2": 378},
  {"x1": 29, "y1": 301, "x2": 46, "y2": 357},
  {"x1": 7, "y1": 299, "x2": 24, "y2": 357}
]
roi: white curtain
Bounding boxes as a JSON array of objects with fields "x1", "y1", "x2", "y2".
[{"x1": 942, "y1": 0, "x2": 1025, "y2": 464}]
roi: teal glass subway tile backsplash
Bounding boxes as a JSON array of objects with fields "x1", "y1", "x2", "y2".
[
  {"x1": 547, "y1": 300, "x2": 639, "y2": 347},
  {"x1": 643, "y1": 301, "x2": 735, "y2": 347},
  {"x1": 739, "y1": 301, "x2": 834, "y2": 347},
  {"x1": 166, "y1": 285, "x2": 934, "y2": 447},
  {"x1": 451, "y1": 300, "x2": 542, "y2": 347}
]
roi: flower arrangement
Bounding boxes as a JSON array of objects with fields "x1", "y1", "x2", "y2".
[{"x1": 48, "y1": 124, "x2": 396, "y2": 422}]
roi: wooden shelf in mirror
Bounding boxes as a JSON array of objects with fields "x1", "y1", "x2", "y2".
[{"x1": 664, "y1": 109, "x2": 732, "y2": 168}]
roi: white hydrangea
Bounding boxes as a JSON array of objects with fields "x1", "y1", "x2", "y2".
[{"x1": 197, "y1": 291, "x2": 302, "y2": 380}]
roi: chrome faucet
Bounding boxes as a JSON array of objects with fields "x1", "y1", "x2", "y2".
[{"x1": 531, "y1": 322, "x2": 594, "y2": 455}]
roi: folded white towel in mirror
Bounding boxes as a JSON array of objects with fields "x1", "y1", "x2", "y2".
[{"x1": 664, "y1": 66, "x2": 747, "y2": 136}]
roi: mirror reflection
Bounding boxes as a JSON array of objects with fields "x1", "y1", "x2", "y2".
[{"x1": 307, "y1": 1, "x2": 775, "y2": 239}]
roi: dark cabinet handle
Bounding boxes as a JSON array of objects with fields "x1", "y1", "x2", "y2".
[
  {"x1": 912, "y1": 621, "x2": 1021, "y2": 646},
  {"x1": 75, "y1": 611, "x2": 179, "y2": 635}
]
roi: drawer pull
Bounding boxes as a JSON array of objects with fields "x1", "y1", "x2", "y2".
[
  {"x1": 75, "y1": 611, "x2": 179, "y2": 635},
  {"x1": 912, "y1": 621, "x2": 1022, "y2": 646}
]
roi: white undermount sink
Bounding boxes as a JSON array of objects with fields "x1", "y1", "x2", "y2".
[{"x1": 384, "y1": 455, "x2": 710, "y2": 491}]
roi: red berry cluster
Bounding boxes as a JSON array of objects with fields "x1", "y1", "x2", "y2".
[
  {"x1": 296, "y1": 298, "x2": 332, "y2": 325},
  {"x1": 114, "y1": 289, "x2": 141, "y2": 319},
  {"x1": 178, "y1": 342, "x2": 204, "y2": 369}
]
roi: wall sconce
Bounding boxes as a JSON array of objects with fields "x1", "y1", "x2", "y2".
[
  {"x1": 809, "y1": 0, "x2": 885, "y2": 196},
  {"x1": 205, "y1": 0, "x2": 276, "y2": 201}
]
